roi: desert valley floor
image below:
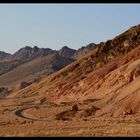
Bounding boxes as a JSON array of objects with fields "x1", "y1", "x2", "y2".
[{"x1": 0, "y1": 96, "x2": 140, "y2": 136}]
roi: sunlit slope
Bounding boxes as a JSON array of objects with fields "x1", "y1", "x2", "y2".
[{"x1": 9, "y1": 24, "x2": 140, "y2": 117}]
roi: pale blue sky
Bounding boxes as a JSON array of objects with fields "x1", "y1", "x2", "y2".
[{"x1": 0, "y1": 4, "x2": 140, "y2": 54}]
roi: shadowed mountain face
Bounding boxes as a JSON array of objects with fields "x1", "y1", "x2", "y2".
[
  {"x1": 59, "y1": 46, "x2": 76, "y2": 58},
  {"x1": 11, "y1": 46, "x2": 54, "y2": 61},
  {"x1": 0, "y1": 46, "x2": 55, "y2": 76},
  {"x1": 12, "y1": 24, "x2": 140, "y2": 117},
  {"x1": 59, "y1": 44, "x2": 96, "y2": 59},
  {"x1": 0, "y1": 51, "x2": 11, "y2": 60},
  {"x1": 0, "y1": 44, "x2": 95, "y2": 76}
]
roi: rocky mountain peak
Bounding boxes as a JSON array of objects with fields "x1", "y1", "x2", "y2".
[
  {"x1": 73, "y1": 43, "x2": 96, "y2": 59},
  {"x1": 59, "y1": 46, "x2": 76, "y2": 58}
]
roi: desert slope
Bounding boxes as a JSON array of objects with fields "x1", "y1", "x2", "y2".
[
  {"x1": 0, "y1": 25, "x2": 140, "y2": 136},
  {"x1": 9, "y1": 24, "x2": 140, "y2": 118},
  {"x1": 0, "y1": 53, "x2": 75, "y2": 89}
]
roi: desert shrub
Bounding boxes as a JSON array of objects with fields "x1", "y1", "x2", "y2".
[{"x1": 72, "y1": 104, "x2": 78, "y2": 112}]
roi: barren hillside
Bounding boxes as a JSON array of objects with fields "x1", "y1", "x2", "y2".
[
  {"x1": 1, "y1": 24, "x2": 140, "y2": 136},
  {"x1": 0, "y1": 53, "x2": 75, "y2": 89},
  {"x1": 9, "y1": 24, "x2": 140, "y2": 117}
]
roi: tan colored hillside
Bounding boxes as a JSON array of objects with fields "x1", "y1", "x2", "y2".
[
  {"x1": 0, "y1": 53, "x2": 74, "y2": 89},
  {"x1": 1, "y1": 24, "x2": 140, "y2": 136},
  {"x1": 7, "y1": 24, "x2": 140, "y2": 116}
]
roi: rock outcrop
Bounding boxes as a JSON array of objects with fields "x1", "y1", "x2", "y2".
[
  {"x1": 73, "y1": 43, "x2": 96, "y2": 59},
  {"x1": 0, "y1": 51, "x2": 11, "y2": 60},
  {"x1": 59, "y1": 46, "x2": 76, "y2": 58}
]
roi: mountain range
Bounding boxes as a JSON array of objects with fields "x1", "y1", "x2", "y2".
[{"x1": 0, "y1": 43, "x2": 96, "y2": 90}]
